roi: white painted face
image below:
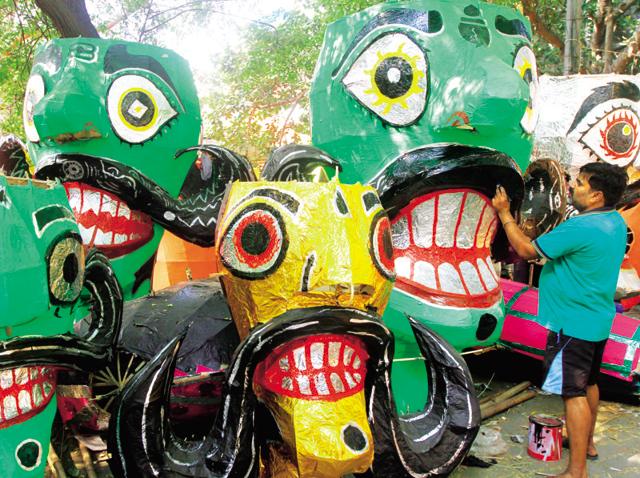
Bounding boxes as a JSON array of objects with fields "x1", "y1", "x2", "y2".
[{"x1": 532, "y1": 75, "x2": 640, "y2": 178}]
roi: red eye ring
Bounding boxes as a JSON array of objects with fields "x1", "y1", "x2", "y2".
[
  {"x1": 220, "y1": 204, "x2": 288, "y2": 280},
  {"x1": 370, "y1": 212, "x2": 395, "y2": 279},
  {"x1": 599, "y1": 110, "x2": 639, "y2": 160}
]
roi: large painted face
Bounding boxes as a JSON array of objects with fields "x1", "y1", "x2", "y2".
[
  {"x1": 216, "y1": 180, "x2": 393, "y2": 477},
  {"x1": 110, "y1": 149, "x2": 480, "y2": 478},
  {"x1": 310, "y1": 0, "x2": 535, "y2": 409},
  {"x1": 24, "y1": 38, "x2": 201, "y2": 299}
]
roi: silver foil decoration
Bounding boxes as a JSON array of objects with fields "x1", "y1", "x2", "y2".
[
  {"x1": 436, "y1": 193, "x2": 464, "y2": 248},
  {"x1": 412, "y1": 199, "x2": 434, "y2": 248}
]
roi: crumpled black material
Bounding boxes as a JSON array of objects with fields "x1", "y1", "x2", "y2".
[{"x1": 118, "y1": 278, "x2": 239, "y2": 374}]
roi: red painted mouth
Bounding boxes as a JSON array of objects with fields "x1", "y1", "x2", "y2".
[
  {"x1": 0, "y1": 367, "x2": 56, "y2": 429},
  {"x1": 255, "y1": 334, "x2": 368, "y2": 401},
  {"x1": 391, "y1": 188, "x2": 502, "y2": 308},
  {"x1": 64, "y1": 182, "x2": 154, "y2": 258}
]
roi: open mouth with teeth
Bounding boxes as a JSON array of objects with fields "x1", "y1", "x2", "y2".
[
  {"x1": 0, "y1": 367, "x2": 56, "y2": 429},
  {"x1": 63, "y1": 182, "x2": 153, "y2": 258},
  {"x1": 255, "y1": 334, "x2": 368, "y2": 400},
  {"x1": 391, "y1": 188, "x2": 501, "y2": 308}
]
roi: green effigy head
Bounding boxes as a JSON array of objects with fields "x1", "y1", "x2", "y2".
[
  {"x1": 311, "y1": 0, "x2": 537, "y2": 406},
  {"x1": 0, "y1": 177, "x2": 120, "y2": 477},
  {"x1": 24, "y1": 38, "x2": 202, "y2": 298}
]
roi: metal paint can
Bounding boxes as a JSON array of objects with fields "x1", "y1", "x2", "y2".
[{"x1": 527, "y1": 414, "x2": 563, "y2": 461}]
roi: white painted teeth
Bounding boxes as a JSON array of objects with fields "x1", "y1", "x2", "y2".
[
  {"x1": 0, "y1": 367, "x2": 54, "y2": 424},
  {"x1": 78, "y1": 223, "x2": 96, "y2": 243},
  {"x1": 18, "y1": 390, "x2": 30, "y2": 412},
  {"x1": 83, "y1": 189, "x2": 101, "y2": 215},
  {"x1": 3, "y1": 396, "x2": 17, "y2": 420},
  {"x1": 435, "y1": 192, "x2": 463, "y2": 247},
  {"x1": 0, "y1": 370, "x2": 13, "y2": 389},
  {"x1": 114, "y1": 233, "x2": 128, "y2": 244},
  {"x1": 117, "y1": 204, "x2": 131, "y2": 219},
  {"x1": 275, "y1": 340, "x2": 365, "y2": 397},
  {"x1": 394, "y1": 190, "x2": 501, "y2": 295},
  {"x1": 93, "y1": 228, "x2": 114, "y2": 245},
  {"x1": 66, "y1": 187, "x2": 81, "y2": 213}
]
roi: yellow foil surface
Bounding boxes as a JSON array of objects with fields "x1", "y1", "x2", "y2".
[
  {"x1": 255, "y1": 385, "x2": 373, "y2": 478},
  {"x1": 215, "y1": 180, "x2": 394, "y2": 339}
]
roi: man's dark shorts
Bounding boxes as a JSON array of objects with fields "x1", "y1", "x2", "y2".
[{"x1": 541, "y1": 330, "x2": 607, "y2": 397}]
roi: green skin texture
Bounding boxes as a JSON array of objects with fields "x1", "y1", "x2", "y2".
[
  {"x1": 0, "y1": 177, "x2": 81, "y2": 477},
  {"x1": 311, "y1": 0, "x2": 534, "y2": 411},
  {"x1": 25, "y1": 38, "x2": 202, "y2": 300}
]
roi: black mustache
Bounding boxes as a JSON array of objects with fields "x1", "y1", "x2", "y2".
[{"x1": 34, "y1": 146, "x2": 255, "y2": 246}]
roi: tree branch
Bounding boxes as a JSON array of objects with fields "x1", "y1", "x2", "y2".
[
  {"x1": 34, "y1": 0, "x2": 99, "y2": 37},
  {"x1": 521, "y1": 0, "x2": 564, "y2": 50},
  {"x1": 614, "y1": 0, "x2": 639, "y2": 21},
  {"x1": 613, "y1": 22, "x2": 640, "y2": 73},
  {"x1": 590, "y1": 0, "x2": 609, "y2": 54}
]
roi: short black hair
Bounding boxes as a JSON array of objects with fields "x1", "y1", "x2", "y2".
[{"x1": 579, "y1": 162, "x2": 628, "y2": 207}]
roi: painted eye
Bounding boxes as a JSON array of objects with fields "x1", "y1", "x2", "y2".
[
  {"x1": 107, "y1": 74, "x2": 177, "y2": 143},
  {"x1": 513, "y1": 45, "x2": 539, "y2": 134},
  {"x1": 48, "y1": 235, "x2": 85, "y2": 303},
  {"x1": 220, "y1": 204, "x2": 288, "y2": 280},
  {"x1": 370, "y1": 212, "x2": 395, "y2": 279},
  {"x1": 23, "y1": 75, "x2": 45, "y2": 143},
  {"x1": 579, "y1": 108, "x2": 640, "y2": 166},
  {"x1": 342, "y1": 33, "x2": 428, "y2": 126}
]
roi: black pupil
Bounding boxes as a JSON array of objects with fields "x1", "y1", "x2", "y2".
[
  {"x1": 607, "y1": 122, "x2": 634, "y2": 153},
  {"x1": 626, "y1": 227, "x2": 634, "y2": 254},
  {"x1": 121, "y1": 91, "x2": 155, "y2": 127},
  {"x1": 63, "y1": 254, "x2": 79, "y2": 283},
  {"x1": 241, "y1": 222, "x2": 271, "y2": 256},
  {"x1": 375, "y1": 57, "x2": 413, "y2": 99}
]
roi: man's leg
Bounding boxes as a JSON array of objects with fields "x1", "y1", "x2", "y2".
[
  {"x1": 560, "y1": 395, "x2": 590, "y2": 478},
  {"x1": 586, "y1": 384, "x2": 599, "y2": 457}
]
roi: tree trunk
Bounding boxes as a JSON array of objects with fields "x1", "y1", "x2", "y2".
[
  {"x1": 603, "y1": 6, "x2": 615, "y2": 72},
  {"x1": 613, "y1": 23, "x2": 640, "y2": 73},
  {"x1": 564, "y1": 0, "x2": 582, "y2": 74},
  {"x1": 590, "y1": 0, "x2": 609, "y2": 56},
  {"x1": 35, "y1": 0, "x2": 99, "y2": 38}
]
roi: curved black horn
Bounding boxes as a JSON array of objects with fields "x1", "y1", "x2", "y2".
[
  {"x1": 109, "y1": 307, "x2": 392, "y2": 478},
  {"x1": 35, "y1": 146, "x2": 255, "y2": 247},
  {"x1": 261, "y1": 144, "x2": 341, "y2": 181},
  {"x1": 108, "y1": 336, "x2": 183, "y2": 477},
  {"x1": 366, "y1": 317, "x2": 480, "y2": 477},
  {"x1": 0, "y1": 250, "x2": 122, "y2": 371}
]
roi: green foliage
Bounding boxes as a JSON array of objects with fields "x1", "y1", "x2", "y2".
[
  {"x1": 202, "y1": 0, "x2": 380, "y2": 166},
  {"x1": 0, "y1": 0, "x2": 55, "y2": 137}
]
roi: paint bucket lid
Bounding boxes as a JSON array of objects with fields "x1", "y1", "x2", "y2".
[{"x1": 529, "y1": 414, "x2": 563, "y2": 428}]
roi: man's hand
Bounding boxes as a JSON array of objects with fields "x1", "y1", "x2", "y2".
[
  {"x1": 492, "y1": 185, "x2": 511, "y2": 215},
  {"x1": 490, "y1": 185, "x2": 539, "y2": 261}
]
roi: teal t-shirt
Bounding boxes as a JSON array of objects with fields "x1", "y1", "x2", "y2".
[{"x1": 532, "y1": 208, "x2": 626, "y2": 342}]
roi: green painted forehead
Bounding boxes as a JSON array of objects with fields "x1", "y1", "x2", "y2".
[
  {"x1": 31, "y1": 38, "x2": 197, "y2": 106},
  {"x1": 25, "y1": 38, "x2": 201, "y2": 197},
  {"x1": 311, "y1": 0, "x2": 536, "y2": 184}
]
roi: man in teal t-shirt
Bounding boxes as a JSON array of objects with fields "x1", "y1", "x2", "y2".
[{"x1": 492, "y1": 162, "x2": 627, "y2": 478}]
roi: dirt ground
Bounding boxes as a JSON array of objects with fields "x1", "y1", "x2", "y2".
[
  {"x1": 48, "y1": 350, "x2": 640, "y2": 477},
  {"x1": 452, "y1": 350, "x2": 640, "y2": 478}
]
